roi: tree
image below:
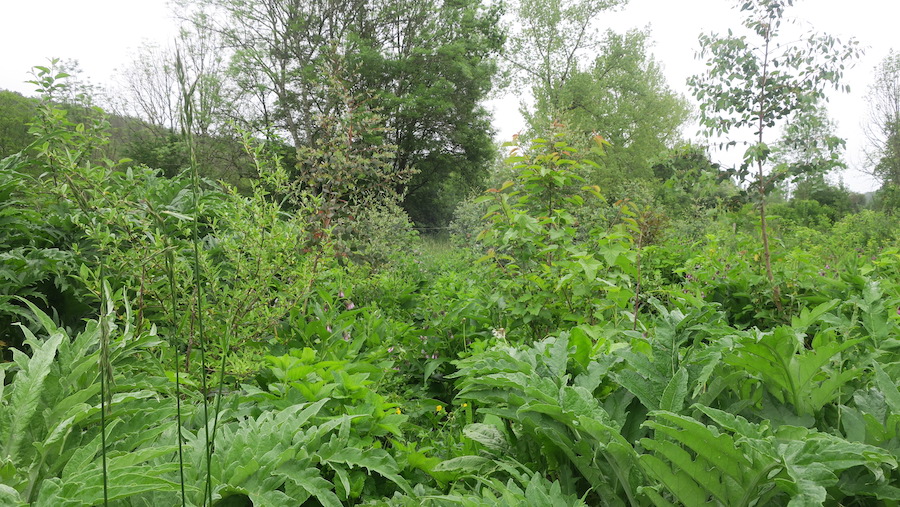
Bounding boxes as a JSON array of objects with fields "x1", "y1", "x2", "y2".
[
  {"x1": 180, "y1": 0, "x2": 503, "y2": 226},
  {"x1": 111, "y1": 42, "x2": 181, "y2": 133},
  {"x1": 352, "y1": 0, "x2": 504, "y2": 226},
  {"x1": 0, "y1": 90, "x2": 36, "y2": 159},
  {"x1": 554, "y1": 29, "x2": 690, "y2": 184},
  {"x1": 652, "y1": 143, "x2": 744, "y2": 215},
  {"x1": 502, "y1": 0, "x2": 627, "y2": 124},
  {"x1": 108, "y1": 28, "x2": 270, "y2": 185},
  {"x1": 688, "y1": 0, "x2": 860, "y2": 310},
  {"x1": 770, "y1": 104, "x2": 846, "y2": 198},
  {"x1": 863, "y1": 50, "x2": 900, "y2": 186}
]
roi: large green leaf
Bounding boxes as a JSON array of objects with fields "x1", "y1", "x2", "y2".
[
  {"x1": 3, "y1": 327, "x2": 64, "y2": 461},
  {"x1": 726, "y1": 327, "x2": 863, "y2": 416},
  {"x1": 641, "y1": 410, "x2": 775, "y2": 507}
]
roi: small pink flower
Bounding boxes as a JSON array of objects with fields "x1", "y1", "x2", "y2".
[
  {"x1": 387, "y1": 347, "x2": 394, "y2": 353},
  {"x1": 343, "y1": 331, "x2": 351, "y2": 341},
  {"x1": 345, "y1": 301, "x2": 355, "y2": 310},
  {"x1": 326, "y1": 325, "x2": 332, "y2": 333},
  {"x1": 339, "y1": 290, "x2": 345, "y2": 298}
]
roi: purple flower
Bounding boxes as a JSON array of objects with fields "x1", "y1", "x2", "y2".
[
  {"x1": 387, "y1": 346, "x2": 394, "y2": 353},
  {"x1": 339, "y1": 290, "x2": 345, "y2": 298},
  {"x1": 345, "y1": 301, "x2": 355, "y2": 310},
  {"x1": 343, "y1": 331, "x2": 351, "y2": 341}
]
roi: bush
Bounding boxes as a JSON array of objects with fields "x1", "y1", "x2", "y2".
[
  {"x1": 340, "y1": 200, "x2": 420, "y2": 268},
  {"x1": 831, "y1": 209, "x2": 898, "y2": 253}
]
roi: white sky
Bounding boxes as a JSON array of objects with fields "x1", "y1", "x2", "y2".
[{"x1": 1, "y1": 0, "x2": 897, "y2": 192}]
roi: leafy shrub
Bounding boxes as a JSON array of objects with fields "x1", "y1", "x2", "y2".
[
  {"x1": 340, "y1": 200, "x2": 421, "y2": 268},
  {"x1": 831, "y1": 210, "x2": 898, "y2": 254},
  {"x1": 474, "y1": 135, "x2": 639, "y2": 338},
  {"x1": 448, "y1": 194, "x2": 491, "y2": 250}
]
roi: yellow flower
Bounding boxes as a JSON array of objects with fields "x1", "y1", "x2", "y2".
[
  {"x1": 436, "y1": 405, "x2": 443, "y2": 412},
  {"x1": 395, "y1": 407, "x2": 402, "y2": 415},
  {"x1": 462, "y1": 403, "x2": 468, "y2": 408}
]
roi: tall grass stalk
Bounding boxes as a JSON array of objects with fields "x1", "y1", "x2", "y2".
[
  {"x1": 98, "y1": 263, "x2": 110, "y2": 507},
  {"x1": 175, "y1": 50, "x2": 213, "y2": 506},
  {"x1": 163, "y1": 246, "x2": 187, "y2": 505}
]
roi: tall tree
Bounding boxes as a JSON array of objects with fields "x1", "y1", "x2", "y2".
[
  {"x1": 555, "y1": 29, "x2": 690, "y2": 183},
  {"x1": 0, "y1": 90, "x2": 36, "y2": 159},
  {"x1": 353, "y1": 0, "x2": 504, "y2": 226},
  {"x1": 769, "y1": 104, "x2": 846, "y2": 198},
  {"x1": 180, "y1": 0, "x2": 503, "y2": 226},
  {"x1": 107, "y1": 29, "x2": 240, "y2": 181},
  {"x1": 688, "y1": 0, "x2": 859, "y2": 311},
  {"x1": 501, "y1": 0, "x2": 627, "y2": 124},
  {"x1": 863, "y1": 50, "x2": 900, "y2": 186}
]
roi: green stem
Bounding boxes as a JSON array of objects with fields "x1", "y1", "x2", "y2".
[
  {"x1": 164, "y1": 248, "x2": 187, "y2": 506},
  {"x1": 176, "y1": 49, "x2": 213, "y2": 506},
  {"x1": 99, "y1": 261, "x2": 109, "y2": 507}
]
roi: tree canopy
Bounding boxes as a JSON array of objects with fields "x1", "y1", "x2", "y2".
[
  {"x1": 179, "y1": 0, "x2": 504, "y2": 226},
  {"x1": 864, "y1": 50, "x2": 900, "y2": 186}
]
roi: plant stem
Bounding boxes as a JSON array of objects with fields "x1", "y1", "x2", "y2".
[
  {"x1": 164, "y1": 247, "x2": 187, "y2": 506},
  {"x1": 99, "y1": 262, "x2": 109, "y2": 507},
  {"x1": 176, "y1": 49, "x2": 213, "y2": 506},
  {"x1": 756, "y1": 18, "x2": 784, "y2": 316}
]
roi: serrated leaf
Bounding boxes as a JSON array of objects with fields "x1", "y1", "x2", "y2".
[
  {"x1": 433, "y1": 455, "x2": 492, "y2": 472},
  {"x1": 659, "y1": 368, "x2": 689, "y2": 412},
  {"x1": 463, "y1": 423, "x2": 508, "y2": 452},
  {"x1": 4, "y1": 330, "x2": 63, "y2": 460},
  {"x1": 873, "y1": 363, "x2": 900, "y2": 414},
  {"x1": 280, "y1": 464, "x2": 340, "y2": 507}
]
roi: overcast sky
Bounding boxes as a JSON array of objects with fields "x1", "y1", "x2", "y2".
[{"x1": 2, "y1": 0, "x2": 897, "y2": 192}]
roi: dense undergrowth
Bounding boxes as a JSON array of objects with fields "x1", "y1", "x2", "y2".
[{"x1": 4, "y1": 74, "x2": 900, "y2": 507}]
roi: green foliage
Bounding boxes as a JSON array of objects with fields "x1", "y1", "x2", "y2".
[
  {"x1": 7, "y1": 11, "x2": 900, "y2": 504},
  {"x1": 184, "y1": 0, "x2": 503, "y2": 227},
  {"x1": 474, "y1": 134, "x2": 641, "y2": 337},
  {"x1": 0, "y1": 90, "x2": 37, "y2": 159},
  {"x1": 863, "y1": 50, "x2": 900, "y2": 187},
  {"x1": 339, "y1": 200, "x2": 420, "y2": 268},
  {"x1": 1, "y1": 299, "x2": 179, "y2": 505},
  {"x1": 641, "y1": 405, "x2": 896, "y2": 506},
  {"x1": 552, "y1": 29, "x2": 691, "y2": 183},
  {"x1": 689, "y1": 0, "x2": 861, "y2": 303},
  {"x1": 831, "y1": 209, "x2": 897, "y2": 253},
  {"x1": 724, "y1": 322, "x2": 862, "y2": 417},
  {"x1": 770, "y1": 105, "x2": 847, "y2": 186},
  {"x1": 452, "y1": 334, "x2": 644, "y2": 504},
  {"x1": 502, "y1": 0, "x2": 627, "y2": 118}
]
